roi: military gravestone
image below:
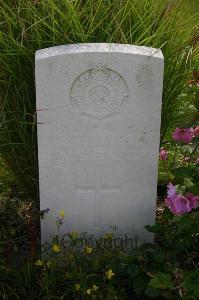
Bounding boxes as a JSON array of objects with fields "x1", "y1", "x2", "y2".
[{"x1": 35, "y1": 43, "x2": 164, "y2": 245}]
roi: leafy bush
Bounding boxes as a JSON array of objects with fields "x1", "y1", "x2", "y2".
[{"x1": 0, "y1": 204, "x2": 198, "y2": 299}]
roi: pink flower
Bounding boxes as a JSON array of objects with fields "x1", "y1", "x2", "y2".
[
  {"x1": 165, "y1": 183, "x2": 199, "y2": 215},
  {"x1": 194, "y1": 126, "x2": 199, "y2": 137},
  {"x1": 166, "y1": 195, "x2": 191, "y2": 215},
  {"x1": 159, "y1": 148, "x2": 168, "y2": 160},
  {"x1": 196, "y1": 158, "x2": 199, "y2": 164},
  {"x1": 167, "y1": 183, "x2": 177, "y2": 199},
  {"x1": 172, "y1": 127, "x2": 194, "y2": 143},
  {"x1": 186, "y1": 193, "x2": 199, "y2": 210}
]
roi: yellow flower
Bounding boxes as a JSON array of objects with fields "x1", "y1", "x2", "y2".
[
  {"x1": 84, "y1": 245, "x2": 93, "y2": 254},
  {"x1": 70, "y1": 230, "x2": 79, "y2": 240},
  {"x1": 52, "y1": 244, "x2": 61, "y2": 253},
  {"x1": 92, "y1": 285, "x2": 98, "y2": 291},
  {"x1": 86, "y1": 289, "x2": 91, "y2": 295},
  {"x1": 104, "y1": 232, "x2": 113, "y2": 240},
  {"x1": 75, "y1": 284, "x2": 80, "y2": 291},
  {"x1": 105, "y1": 269, "x2": 115, "y2": 279},
  {"x1": 60, "y1": 209, "x2": 65, "y2": 218},
  {"x1": 35, "y1": 259, "x2": 43, "y2": 266}
]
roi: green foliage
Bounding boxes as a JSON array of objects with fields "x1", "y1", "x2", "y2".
[
  {"x1": 158, "y1": 122, "x2": 199, "y2": 193},
  {"x1": 0, "y1": 195, "x2": 27, "y2": 269},
  {"x1": 149, "y1": 273, "x2": 174, "y2": 290},
  {"x1": 0, "y1": 0, "x2": 198, "y2": 196},
  {"x1": 182, "y1": 271, "x2": 199, "y2": 300},
  {"x1": 0, "y1": 155, "x2": 15, "y2": 194},
  {"x1": 0, "y1": 200, "x2": 198, "y2": 299},
  {"x1": 181, "y1": 0, "x2": 199, "y2": 27},
  {"x1": 144, "y1": 208, "x2": 199, "y2": 300}
]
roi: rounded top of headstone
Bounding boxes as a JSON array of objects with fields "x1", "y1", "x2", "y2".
[{"x1": 35, "y1": 43, "x2": 163, "y2": 61}]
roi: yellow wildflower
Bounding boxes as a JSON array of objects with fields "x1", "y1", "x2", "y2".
[
  {"x1": 86, "y1": 289, "x2": 91, "y2": 295},
  {"x1": 105, "y1": 269, "x2": 115, "y2": 279},
  {"x1": 35, "y1": 259, "x2": 44, "y2": 266},
  {"x1": 60, "y1": 209, "x2": 65, "y2": 218},
  {"x1": 70, "y1": 230, "x2": 79, "y2": 240},
  {"x1": 75, "y1": 284, "x2": 80, "y2": 291},
  {"x1": 92, "y1": 285, "x2": 98, "y2": 291},
  {"x1": 52, "y1": 244, "x2": 61, "y2": 253},
  {"x1": 84, "y1": 245, "x2": 93, "y2": 254}
]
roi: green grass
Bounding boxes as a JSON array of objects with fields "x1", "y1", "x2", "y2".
[
  {"x1": 179, "y1": 0, "x2": 199, "y2": 28},
  {"x1": 0, "y1": 0, "x2": 198, "y2": 197},
  {"x1": 0, "y1": 155, "x2": 15, "y2": 194},
  {"x1": 183, "y1": 0, "x2": 199, "y2": 17}
]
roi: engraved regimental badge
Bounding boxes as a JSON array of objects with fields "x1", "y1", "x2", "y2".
[{"x1": 70, "y1": 66, "x2": 128, "y2": 120}]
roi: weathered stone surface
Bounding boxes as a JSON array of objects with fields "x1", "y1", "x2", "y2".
[{"x1": 35, "y1": 43, "x2": 164, "y2": 245}]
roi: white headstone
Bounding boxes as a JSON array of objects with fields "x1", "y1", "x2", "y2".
[{"x1": 35, "y1": 43, "x2": 164, "y2": 246}]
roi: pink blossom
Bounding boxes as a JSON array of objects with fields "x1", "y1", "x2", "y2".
[
  {"x1": 186, "y1": 193, "x2": 199, "y2": 210},
  {"x1": 159, "y1": 148, "x2": 168, "y2": 160},
  {"x1": 167, "y1": 183, "x2": 177, "y2": 199},
  {"x1": 165, "y1": 183, "x2": 199, "y2": 215},
  {"x1": 166, "y1": 194, "x2": 191, "y2": 215},
  {"x1": 172, "y1": 127, "x2": 194, "y2": 143},
  {"x1": 196, "y1": 158, "x2": 199, "y2": 164}
]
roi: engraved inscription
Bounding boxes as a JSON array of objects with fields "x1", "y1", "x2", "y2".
[{"x1": 70, "y1": 66, "x2": 128, "y2": 119}]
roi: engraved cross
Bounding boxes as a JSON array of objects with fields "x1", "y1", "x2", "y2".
[{"x1": 75, "y1": 172, "x2": 122, "y2": 227}]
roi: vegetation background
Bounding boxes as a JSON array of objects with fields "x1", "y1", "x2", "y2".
[
  {"x1": 0, "y1": 0, "x2": 198, "y2": 199},
  {"x1": 0, "y1": 1, "x2": 198, "y2": 299}
]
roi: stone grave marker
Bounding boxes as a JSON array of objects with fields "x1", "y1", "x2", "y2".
[{"x1": 35, "y1": 43, "x2": 164, "y2": 245}]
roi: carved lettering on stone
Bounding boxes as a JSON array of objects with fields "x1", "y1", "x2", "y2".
[{"x1": 70, "y1": 66, "x2": 128, "y2": 119}]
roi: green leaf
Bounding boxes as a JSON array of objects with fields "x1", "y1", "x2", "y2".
[
  {"x1": 151, "y1": 248, "x2": 166, "y2": 263},
  {"x1": 145, "y1": 224, "x2": 163, "y2": 234},
  {"x1": 133, "y1": 272, "x2": 148, "y2": 296},
  {"x1": 182, "y1": 271, "x2": 199, "y2": 298},
  {"x1": 149, "y1": 273, "x2": 174, "y2": 290},
  {"x1": 173, "y1": 167, "x2": 195, "y2": 184},
  {"x1": 190, "y1": 183, "x2": 199, "y2": 194}
]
